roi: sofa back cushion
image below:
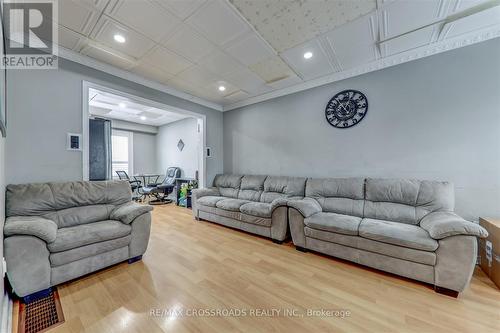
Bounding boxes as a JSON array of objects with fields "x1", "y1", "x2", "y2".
[
  {"x1": 260, "y1": 176, "x2": 306, "y2": 203},
  {"x1": 238, "y1": 175, "x2": 267, "y2": 201},
  {"x1": 364, "y1": 178, "x2": 454, "y2": 224},
  {"x1": 213, "y1": 174, "x2": 242, "y2": 198},
  {"x1": 306, "y1": 178, "x2": 365, "y2": 217},
  {"x1": 6, "y1": 180, "x2": 131, "y2": 217},
  {"x1": 42, "y1": 204, "x2": 116, "y2": 228}
]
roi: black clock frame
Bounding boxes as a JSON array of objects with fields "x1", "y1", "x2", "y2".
[{"x1": 325, "y1": 89, "x2": 368, "y2": 129}]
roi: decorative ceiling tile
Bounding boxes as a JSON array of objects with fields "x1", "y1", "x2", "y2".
[
  {"x1": 248, "y1": 56, "x2": 297, "y2": 83},
  {"x1": 163, "y1": 24, "x2": 216, "y2": 63},
  {"x1": 224, "y1": 33, "x2": 275, "y2": 66},
  {"x1": 230, "y1": 0, "x2": 376, "y2": 52},
  {"x1": 130, "y1": 62, "x2": 173, "y2": 84},
  {"x1": 141, "y1": 46, "x2": 193, "y2": 75},
  {"x1": 155, "y1": 0, "x2": 206, "y2": 20},
  {"x1": 187, "y1": 0, "x2": 249, "y2": 46},
  {"x1": 107, "y1": 0, "x2": 181, "y2": 42}
]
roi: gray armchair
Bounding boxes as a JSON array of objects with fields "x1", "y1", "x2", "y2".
[
  {"x1": 4, "y1": 180, "x2": 153, "y2": 302},
  {"x1": 142, "y1": 167, "x2": 181, "y2": 204}
]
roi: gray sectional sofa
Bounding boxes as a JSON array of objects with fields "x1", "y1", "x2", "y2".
[
  {"x1": 4, "y1": 180, "x2": 153, "y2": 301},
  {"x1": 194, "y1": 174, "x2": 488, "y2": 296},
  {"x1": 192, "y1": 174, "x2": 306, "y2": 243}
]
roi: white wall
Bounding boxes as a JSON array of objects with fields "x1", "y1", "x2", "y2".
[
  {"x1": 223, "y1": 39, "x2": 500, "y2": 221},
  {"x1": 157, "y1": 117, "x2": 199, "y2": 178},
  {"x1": 6, "y1": 58, "x2": 223, "y2": 185}
]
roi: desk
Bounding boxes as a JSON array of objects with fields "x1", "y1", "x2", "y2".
[{"x1": 174, "y1": 178, "x2": 196, "y2": 206}]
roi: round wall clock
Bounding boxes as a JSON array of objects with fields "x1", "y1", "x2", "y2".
[{"x1": 325, "y1": 90, "x2": 368, "y2": 128}]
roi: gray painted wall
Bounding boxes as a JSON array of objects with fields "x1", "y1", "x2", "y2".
[
  {"x1": 6, "y1": 58, "x2": 223, "y2": 185},
  {"x1": 132, "y1": 131, "x2": 158, "y2": 175},
  {"x1": 223, "y1": 38, "x2": 500, "y2": 221},
  {"x1": 0, "y1": 137, "x2": 5, "y2": 314},
  {"x1": 157, "y1": 117, "x2": 199, "y2": 179}
]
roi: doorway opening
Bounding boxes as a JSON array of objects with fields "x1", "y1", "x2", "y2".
[{"x1": 82, "y1": 81, "x2": 207, "y2": 192}]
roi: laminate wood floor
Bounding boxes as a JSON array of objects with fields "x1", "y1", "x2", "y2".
[{"x1": 13, "y1": 205, "x2": 500, "y2": 333}]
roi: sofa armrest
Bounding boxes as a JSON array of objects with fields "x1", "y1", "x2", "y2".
[
  {"x1": 110, "y1": 202, "x2": 153, "y2": 224},
  {"x1": 420, "y1": 211, "x2": 488, "y2": 240},
  {"x1": 287, "y1": 198, "x2": 322, "y2": 218},
  {"x1": 192, "y1": 187, "x2": 220, "y2": 200},
  {"x1": 4, "y1": 216, "x2": 58, "y2": 243},
  {"x1": 270, "y1": 197, "x2": 288, "y2": 211}
]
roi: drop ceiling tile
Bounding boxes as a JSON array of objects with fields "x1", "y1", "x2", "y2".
[
  {"x1": 230, "y1": 0, "x2": 376, "y2": 52},
  {"x1": 131, "y1": 62, "x2": 173, "y2": 84},
  {"x1": 199, "y1": 49, "x2": 246, "y2": 76},
  {"x1": 267, "y1": 75, "x2": 302, "y2": 90},
  {"x1": 155, "y1": 0, "x2": 206, "y2": 19},
  {"x1": 176, "y1": 65, "x2": 221, "y2": 88},
  {"x1": 223, "y1": 90, "x2": 249, "y2": 103},
  {"x1": 141, "y1": 46, "x2": 193, "y2": 75},
  {"x1": 380, "y1": 0, "x2": 443, "y2": 40},
  {"x1": 224, "y1": 33, "x2": 275, "y2": 66},
  {"x1": 168, "y1": 77, "x2": 202, "y2": 95},
  {"x1": 58, "y1": 25, "x2": 85, "y2": 50},
  {"x1": 222, "y1": 67, "x2": 266, "y2": 93},
  {"x1": 81, "y1": 44, "x2": 136, "y2": 69},
  {"x1": 92, "y1": 18, "x2": 156, "y2": 58},
  {"x1": 248, "y1": 56, "x2": 296, "y2": 83},
  {"x1": 449, "y1": 0, "x2": 490, "y2": 13},
  {"x1": 163, "y1": 24, "x2": 216, "y2": 62},
  {"x1": 441, "y1": 5, "x2": 500, "y2": 39},
  {"x1": 380, "y1": 23, "x2": 440, "y2": 56},
  {"x1": 56, "y1": 0, "x2": 100, "y2": 35},
  {"x1": 205, "y1": 80, "x2": 239, "y2": 97},
  {"x1": 331, "y1": 42, "x2": 377, "y2": 70},
  {"x1": 107, "y1": 0, "x2": 181, "y2": 42},
  {"x1": 187, "y1": 0, "x2": 249, "y2": 46},
  {"x1": 281, "y1": 39, "x2": 334, "y2": 80}
]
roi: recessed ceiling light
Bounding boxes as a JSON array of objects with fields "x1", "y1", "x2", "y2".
[
  {"x1": 140, "y1": 116, "x2": 147, "y2": 121},
  {"x1": 118, "y1": 102, "x2": 126, "y2": 108},
  {"x1": 218, "y1": 85, "x2": 226, "y2": 92},
  {"x1": 303, "y1": 51, "x2": 313, "y2": 59},
  {"x1": 114, "y1": 34, "x2": 126, "y2": 43}
]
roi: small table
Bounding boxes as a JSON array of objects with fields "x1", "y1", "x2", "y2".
[
  {"x1": 133, "y1": 174, "x2": 161, "y2": 187},
  {"x1": 174, "y1": 177, "x2": 196, "y2": 206}
]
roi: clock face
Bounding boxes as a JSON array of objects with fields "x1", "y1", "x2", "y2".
[{"x1": 325, "y1": 90, "x2": 368, "y2": 128}]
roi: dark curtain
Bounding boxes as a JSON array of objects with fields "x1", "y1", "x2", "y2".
[{"x1": 89, "y1": 118, "x2": 112, "y2": 180}]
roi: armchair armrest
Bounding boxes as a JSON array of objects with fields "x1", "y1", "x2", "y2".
[
  {"x1": 4, "y1": 216, "x2": 58, "y2": 243},
  {"x1": 420, "y1": 211, "x2": 488, "y2": 239},
  {"x1": 288, "y1": 198, "x2": 322, "y2": 218},
  {"x1": 111, "y1": 202, "x2": 153, "y2": 224},
  {"x1": 192, "y1": 187, "x2": 220, "y2": 200}
]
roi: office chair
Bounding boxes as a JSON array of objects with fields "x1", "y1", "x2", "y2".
[
  {"x1": 142, "y1": 167, "x2": 181, "y2": 204},
  {"x1": 116, "y1": 170, "x2": 142, "y2": 201}
]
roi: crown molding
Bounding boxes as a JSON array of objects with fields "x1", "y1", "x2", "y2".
[
  {"x1": 223, "y1": 25, "x2": 500, "y2": 111},
  {"x1": 57, "y1": 47, "x2": 224, "y2": 112}
]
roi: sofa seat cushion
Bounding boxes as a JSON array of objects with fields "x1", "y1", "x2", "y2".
[
  {"x1": 216, "y1": 199, "x2": 251, "y2": 212},
  {"x1": 305, "y1": 212, "x2": 361, "y2": 235},
  {"x1": 304, "y1": 227, "x2": 436, "y2": 265},
  {"x1": 240, "y1": 202, "x2": 273, "y2": 218},
  {"x1": 48, "y1": 220, "x2": 132, "y2": 252},
  {"x1": 49, "y1": 235, "x2": 132, "y2": 266},
  {"x1": 197, "y1": 196, "x2": 226, "y2": 207},
  {"x1": 359, "y1": 218, "x2": 438, "y2": 251}
]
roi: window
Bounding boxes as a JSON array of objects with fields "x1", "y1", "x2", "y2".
[{"x1": 111, "y1": 130, "x2": 133, "y2": 178}]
